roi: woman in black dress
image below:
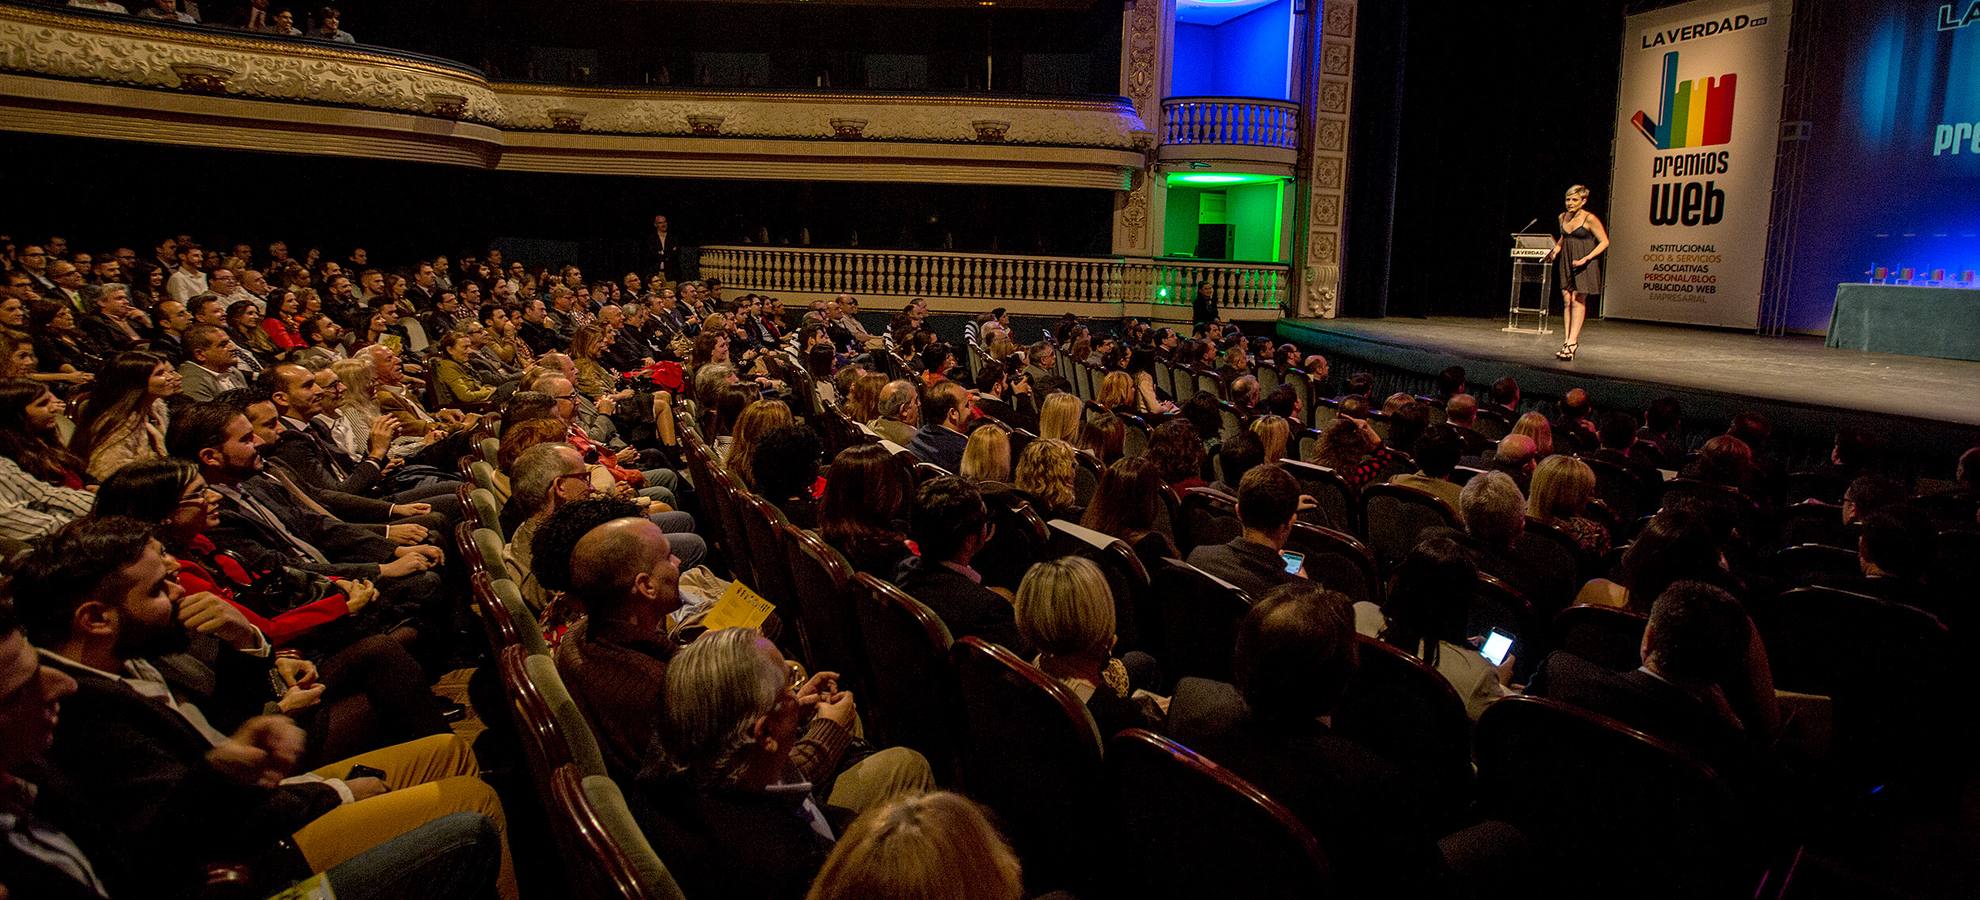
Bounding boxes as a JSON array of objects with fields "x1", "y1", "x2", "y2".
[{"x1": 1550, "y1": 184, "x2": 1609, "y2": 361}]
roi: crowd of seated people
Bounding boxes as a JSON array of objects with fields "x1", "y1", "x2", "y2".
[{"x1": 4, "y1": 225, "x2": 1978, "y2": 898}]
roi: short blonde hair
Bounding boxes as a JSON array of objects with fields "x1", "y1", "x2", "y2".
[
  {"x1": 806, "y1": 791, "x2": 1023, "y2": 900},
  {"x1": 1566, "y1": 184, "x2": 1591, "y2": 199},
  {"x1": 1038, "y1": 393, "x2": 1084, "y2": 444},
  {"x1": 1528, "y1": 454, "x2": 1595, "y2": 521},
  {"x1": 1250, "y1": 415, "x2": 1291, "y2": 463},
  {"x1": 1098, "y1": 371, "x2": 1135, "y2": 410},
  {"x1": 1014, "y1": 438, "x2": 1078, "y2": 513},
  {"x1": 960, "y1": 426, "x2": 1011, "y2": 484},
  {"x1": 1512, "y1": 411, "x2": 1554, "y2": 457},
  {"x1": 1016, "y1": 555, "x2": 1116, "y2": 660}
]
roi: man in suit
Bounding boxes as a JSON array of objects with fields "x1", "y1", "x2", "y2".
[
  {"x1": 971, "y1": 359, "x2": 1037, "y2": 432},
  {"x1": 1167, "y1": 581, "x2": 1451, "y2": 897},
  {"x1": 1440, "y1": 394, "x2": 1494, "y2": 458},
  {"x1": 908, "y1": 380, "x2": 972, "y2": 474},
  {"x1": 78, "y1": 283, "x2": 145, "y2": 354},
  {"x1": 177, "y1": 324, "x2": 248, "y2": 401},
  {"x1": 1186, "y1": 463, "x2": 1304, "y2": 598},
  {"x1": 893, "y1": 475, "x2": 1027, "y2": 653},
  {"x1": 166, "y1": 401, "x2": 455, "y2": 670},
  {"x1": 12, "y1": 517, "x2": 508, "y2": 899},
  {"x1": 260, "y1": 364, "x2": 464, "y2": 514},
  {"x1": 1530, "y1": 580, "x2": 1777, "y2": 785},
  {"x1": 640, "y1": 214, "x2": 683, "y2": 283}
]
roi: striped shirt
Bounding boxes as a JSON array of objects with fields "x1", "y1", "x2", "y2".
[{"x1": 0, "y1": 456, "x2": 94, "y2": 542}]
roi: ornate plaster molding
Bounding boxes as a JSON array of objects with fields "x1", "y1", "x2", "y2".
[{"x1": 0, "y1": 4, "x2": 1144, "y2": 149}]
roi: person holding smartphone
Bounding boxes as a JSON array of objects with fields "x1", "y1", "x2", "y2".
[
  {"x1": 1360, "y1": 538, "x2": 1518, "y2": 720},
  {"x1": 1185, "y1": 464, "x2": 1307, "y2": 599}
]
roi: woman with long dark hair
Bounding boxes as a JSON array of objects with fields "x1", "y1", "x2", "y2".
[
  {"x1": 1080, "y1": 456, "x2": 1180, "y2": 576},
  {"x1": 28, "y1": 297, "x2": 103, "y2": 379},
  {"x1": 0, "y1": 378, "x2": 91, "y2": 489},
  {"x1": 818, "y1": 443, "x2": 915, "y2": 577},
  {"x1": 261, "y1": 286, "x2": 306, "y2": 351},
  {"x1": 95, "y1": 458, "x2": 452, "y2": 765},
  {"x1": 1374, "y1": 537, "x2": 1515, "y2": 719},
  {"x1": 70, "y1": 350, "x2": 179, "y2": 480}
]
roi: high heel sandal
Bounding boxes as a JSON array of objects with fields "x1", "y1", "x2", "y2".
[{"x1": 1555, "y1": 342, "x2": 1578, "y2": 361}]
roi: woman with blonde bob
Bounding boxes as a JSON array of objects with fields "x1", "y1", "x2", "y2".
[
  {"x1": 1016, "y1": 556, "x2": 1166, "y2": 737},
  {"x1": 1037, "y1": 392, "x2": 1084, "y2": 444},
  {"x1": 960, "y1": 424, "x2": 1012, "y2": 484},
  {"x1": 1511, "y1": 411, "x2": 1554, "y2": 457},
  {"x1": 805, "y1": 791, "x2": 1023, "y2": 900},
  {"x1": 1527, "y1": 454, "x2": 1610, "y2": 555},
  {"x1": 1098, "y1": 370, "x2": 1136, "y2": 414},
  {"x1": 1014, "y1": 437, "x2": 1080, "y2": 520}
]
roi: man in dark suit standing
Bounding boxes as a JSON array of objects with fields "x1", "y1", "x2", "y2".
[
  {"x1": 639, "y1": 214, "x2": 683, "y2": 284},
  {"x1": 892, "y1": 475, "x2": 1028, "y2": 654},
  {"x1": 1167, "y1": 582, "x2": 1451, "y2": 898},
  {"x1": 1186, "y1": 463, "x2": 1304, "y2": 598}
]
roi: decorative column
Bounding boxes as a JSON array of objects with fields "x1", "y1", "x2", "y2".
[
  {"x1": 1295, "y1": 0, "x2": 1356, "y2": 318},
  {"x1": 1111, "y1": 0, "x2": 1171, "y2": 260}
]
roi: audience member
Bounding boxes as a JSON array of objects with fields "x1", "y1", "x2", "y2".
[
  {"x1": 1167, "y1": 581, "x2": 1449, "y2": 897},
  {"x1": 898, "y1": 378, "x2": 967, "y2": 468},
  {"x1": 1211, "y1": 429, "x2": 1265, "y2": 495},
  {"x1": 1015, "y1": 556, "x2": 1166, "y2": 737},
  {"x1": 1364, "y1": 538, "x2": 1516, "y2": 719},
  {"x1": 1186, "y1": 464, "x2": 1302, "y2": 597},
  {"x1": 753, "y1": 424, "x2": 824, "y2": 528},
  {"x1": 960, "y1": 424, "x2": 1012, "y2": 484},
  {"x1": 804, "y1": 792, "x2": 1023, "y2": 900},
  {"x1": 1013, "y1": 438, "x2": 1080, "y2": 521},
  {"x1": 894, "y1": 476, "x2": 1027, "y2": 652},
  {"x1": 819, "y1": 443, "x2": 915, "y2": 577},
  {"x1": 637, "y1": 628, "x2": 932, "y2": 900},
  {"x1": 1389, "y1": 422, "x2": 1463, "y2": 511},
  {"x1": 1528, "y1": 454, "x2": 1610, "y2": 556}
]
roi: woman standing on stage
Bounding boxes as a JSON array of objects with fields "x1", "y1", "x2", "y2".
[{"x1": 1551, "y1": 184, "x2": 1608, "y2": 361}]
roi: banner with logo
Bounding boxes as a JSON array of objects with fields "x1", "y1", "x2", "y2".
[{"x1": 1604, "y1": 0, "x2": 1793, "y2": 329}]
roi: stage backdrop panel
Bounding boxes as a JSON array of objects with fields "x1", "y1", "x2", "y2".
[
  {"x1": 1779, "y1": 0, "x2": 1980, "y2": 335},
  {"x1": 1605, "y1": 0, "x2": 1793, "y2": 329}
]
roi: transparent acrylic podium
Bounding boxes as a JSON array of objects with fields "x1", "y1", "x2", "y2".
[{"x1": 1506, "y1": 233, "x2": 1555, "y2": 334}]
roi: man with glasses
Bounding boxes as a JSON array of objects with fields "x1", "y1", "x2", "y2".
[
  {"x1": 18, "y1": 245, "x2": 56, "y2": 295},
  {"x1": 46, "y1": 260, "x2": 88, "y2": 315},
  {"x1": 3, "y1": 271, "x2": 41, "y2": 305}
]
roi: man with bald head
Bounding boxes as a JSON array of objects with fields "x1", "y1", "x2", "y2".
[
  {"x1": 1440, "y1": 393, "x2": 1493, "y2": 457},
  {"x1": 1491, "y1": 433, "x2": 1538, "y2": 492},
  {"x1": 555, "y1": 516, "x2": 687, "y2": 776}
]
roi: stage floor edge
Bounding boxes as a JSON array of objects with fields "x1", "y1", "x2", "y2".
[{"x1": 1274, "y1": 316, "x2": 1980, "y2": 462}]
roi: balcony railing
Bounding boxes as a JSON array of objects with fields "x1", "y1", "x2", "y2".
[
  {"x1": 1161, "y1": 97, "x2": 1300, "y2": 150},
  {"x1": 699, "y1": 245, "x2": 1288, "y2": 312}
]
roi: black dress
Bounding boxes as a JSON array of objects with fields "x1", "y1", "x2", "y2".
[{"x1": 1557, "y1": 215, "x2": 1604, "y2": 294}]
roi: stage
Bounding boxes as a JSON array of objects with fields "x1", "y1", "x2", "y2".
[{"x1": 1275, "y1": 316, "x2": 1980, "y2": 475}]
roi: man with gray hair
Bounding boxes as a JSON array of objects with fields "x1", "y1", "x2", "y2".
[
  {"x1": 80, "y1": 283, "x2": 143, "y2": 353},
  {"x1": 1431, "y1": 470, "x2": 1575, "y2": 609},
  {"x1": 871, "y1": 379, "x2": 920, "y2": 445},
  {"x1": 501, "y1": 443, "x2": 589, "y2": 611},
  {"x1": 644, "y1": 627, "x2": 935, "y2": 897}
]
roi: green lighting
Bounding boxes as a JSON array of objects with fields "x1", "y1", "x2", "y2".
[
  {"x1": 1157, "y1": 286, "x2": 1171, "y2": 299},
  {"x1": 1156, "y1": 173, "x2": 1283, "y2": 186}
]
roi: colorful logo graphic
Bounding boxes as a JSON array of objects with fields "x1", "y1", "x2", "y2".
[{"x1": 1632, "y1": 51, "x2": 1737, "y2": 149}]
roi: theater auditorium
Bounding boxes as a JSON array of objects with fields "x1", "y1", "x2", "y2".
[{"x1": 1, "y1": 0, "x2": 1977, "y2": 897}]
